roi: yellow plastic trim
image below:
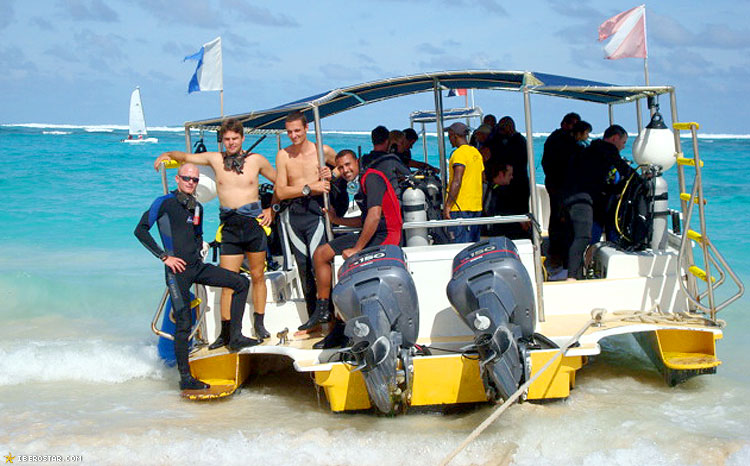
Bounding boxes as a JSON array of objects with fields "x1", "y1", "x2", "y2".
[
  {"x1": 680, "y1": 193, "x2": 707, "y2": 205},
  {"x1": 161, "y1": 160, "x2": 181, "y2": 169},
  {"x1": 676, "y1": 157, "x2": 704, "y2": 167},
  {"x1": 526, "y1": 350, "x2": 583, "y2": 400},
  {"x1": 686, "y1": 230, "x2": 703, "y2": 243},
  {"x1": 689, "y1": 265, "x2": 716, "y2": 283},
  {"x1": 190, "y1": 298, "x2": 202, "y2": 309},
  {"x1": 410, "y1": 355, "x2": 487, "y2": 406},
  {"x1": 673, "y1": 122, "x2": 700, "y2": 131},
  {"x1": 655, "y1": 329, "x2": 720, "y2": 370},
  {"x1": 314, "y1": 364, "x2": 371, "y2": 411}
]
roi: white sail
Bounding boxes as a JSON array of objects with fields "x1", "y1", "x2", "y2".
[{"x1": 129, "y1": 87, "x2": 147, "y2": 136}]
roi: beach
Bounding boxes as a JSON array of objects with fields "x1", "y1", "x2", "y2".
[{"x1": 1, "y1": 124, "x2": 749, "y2": 465}]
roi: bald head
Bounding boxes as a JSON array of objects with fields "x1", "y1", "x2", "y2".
[{"x1": 176, "y1": 163, "x2": 200, "y2": 194}]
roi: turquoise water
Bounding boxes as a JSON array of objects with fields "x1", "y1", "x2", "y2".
[{"x1": 1, "y1": 124, "x2": 749, "y2": 465}]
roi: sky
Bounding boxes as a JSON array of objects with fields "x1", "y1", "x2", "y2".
[{"x1": 2, "y1": 0, "x2": 749, "y2": 134}]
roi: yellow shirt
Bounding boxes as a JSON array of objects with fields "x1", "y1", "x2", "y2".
[{"x1": 447, "y1": 144, "x2": 484, "y2": 212}]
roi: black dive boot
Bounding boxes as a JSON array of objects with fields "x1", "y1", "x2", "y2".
[
  {"x1": 179, "y1": 374, "x2": 210, "y2": 390},
  {"x1": 253, "y1": 312, "x2": 271, "y2": 340},
  {"x1": 298, "y1": 298, "x2": 333, "y2": 331},
  {"x1": 208, "y1": 320, "x2": 230, "y2": 350},
  {"x1": 227, "y1": 303, "x2": 262, "y2": 352},
  {"x1": 313, "y1": 319, "x2": 348, "y2": 349}
]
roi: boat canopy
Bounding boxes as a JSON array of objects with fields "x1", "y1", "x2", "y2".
[{"x1": 184, "y1": 70, "x2": 672, "y2": 132}]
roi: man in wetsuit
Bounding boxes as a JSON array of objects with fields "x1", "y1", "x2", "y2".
[
  {"x1": 153, "y1": 118, "x2": 276, "y2": 345},
  {"x1": 562, "y1": 124, "x2": 634, "y2": 279},
  {"x1": 398, "y1": 128, "x2": 436, "y2": 171},
  {"x1": 273, "y1": 111, "x2": 337, "y2": 331},
  {"x1": 135, "y1": 164, "x2": 259, "y2": 391},
  {"x1": 309, "y1": 149, "x2": 403, "y2": 347},
  {"x1": 542, "y1": 112, "x2": 581, "y2": 277},
  {"x1": 361, "y1": 125, "x2": 412, "y2": 198}
]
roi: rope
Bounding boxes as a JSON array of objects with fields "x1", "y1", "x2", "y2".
[{"x1": 439, "y1": 309, "x2": 604, "y2": 466}]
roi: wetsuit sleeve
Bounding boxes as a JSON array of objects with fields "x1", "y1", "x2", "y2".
[{"x1": 134, "y1": 202, "x2": 165, "y2": 259}]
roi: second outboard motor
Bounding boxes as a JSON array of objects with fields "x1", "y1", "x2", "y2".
[
  {"x1": 446, "y1": 237, "x2": 535, "y2": 401},
  {"x1": 332, "y1": 244, "x2": 419, "y2": 413},
  {"x1": 402, "y1": 187, "x2": 429, "y2": 246}
]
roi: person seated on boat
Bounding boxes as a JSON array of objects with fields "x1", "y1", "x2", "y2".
[
  {"x1": 360, "y1": 125, "x2": 411, "y2": 197},
  {"x1": 542, "y1": 112, "x2": 581, "y2": 278},
  {"x1": 153, "y1": 118, "x2": 277, "y2": 345},
  {"x1": 307, "y1": 149, "x2": 403, "y2": 348},
  {"x1": 485, "y1": 116, "x2": 530, "y2": 223},
  {"x1": 134, "y1": 164, "x2": 259, "y2": 391},
  {"x1": 482, "y1": 159, "x2": 531, "y2": 240},
  {"x1": 444, "y1": 122, "x2": 485, "y2": 243},
  {"x1": 561, "y1": 124, "x2": 634, "y2": 280},
  {"x1": 483, "y1": 114, "x2": 497, "y2": 129},
  {"x1": 398, "y1": 127, "x2": 438, "y2": 172}
]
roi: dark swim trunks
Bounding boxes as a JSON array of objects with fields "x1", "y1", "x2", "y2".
[
  {"x1": 327, "y1": 231, "x2": 388, "y2": 255},
  {"x1": 219, "y1": 202, "x2": 267, "y2": 255}
]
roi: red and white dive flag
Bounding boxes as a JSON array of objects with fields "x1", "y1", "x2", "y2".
[
  {"x1": 447, "y1": 88, "x2": 467, "y2": 97},
  {"x1": 598, "y1": 5, "x2": 647, "y2": 60}
]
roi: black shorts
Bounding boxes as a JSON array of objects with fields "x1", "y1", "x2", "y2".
[
  {"x1": 328, "y1": 231, "x2": 387, "y2": 255},
  {"x1": 220, "y1": 215, "x2": 267, "y2": 255}
]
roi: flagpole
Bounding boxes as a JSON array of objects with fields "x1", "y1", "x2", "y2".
[{"x1": 220, "y1": 89, "x2": 224, "y2": 117}]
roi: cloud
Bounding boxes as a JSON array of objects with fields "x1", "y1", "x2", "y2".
[
  {"x1": 72, "y1": 29, "x2": 128, "y2": 72},
  {"x1": 43, "y1": 45, "x2": 82, "y2": 63},
  {"x1": 417, "y1": 43, "x2": 443, "y2": 55},
  {"x1": 0, "y1": 1, "x2": 14, "y2": 29},
  {"x1": 135, "y1": 0, "x2": 297, "y2": 28},
  {"x1": 220, "y1": 0, "x2": 299, "y2": 27},
  {"x1": 59, "y1": 0, "x2": 119, "y2": 22},
  {"x1": 0, "y1": 46, "x2": 39, "y2": 80},
  {"x1": 547, "y1": 0, "x2": 602, "y2": 19},
  {"x1": 319, "y1": 63, "x2": 364, "y2": 81},
  {"x1": 29, "y1": 16, "x2": 56, "y2": 31},
  {"x1": 650, "y1": 13, "x2": 750, "y2": 50}
]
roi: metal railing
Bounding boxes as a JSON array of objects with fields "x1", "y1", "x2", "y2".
[
  {"x1": 150, "y1": 286, "x2": 208, "y2": 343},
  {"x1": 673, "y1": 122, "x2": 744, "y2": 320}
]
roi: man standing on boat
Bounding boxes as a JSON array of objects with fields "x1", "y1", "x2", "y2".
[
  {"x1": 443, "y1": 122, "x2": 485, "y2": 243},
  {"x1": 135, "y1": 163, "x2": 259, "y2": 391},
  {"x1": 542, "y1": 112, "x2": 581, "y2": 279},
  {"x1": 153, "y1": 118, "x2": 276, "y2": 345},
  {"x1": 273, "y1": 111, "x2": 337, "y2": 331}
]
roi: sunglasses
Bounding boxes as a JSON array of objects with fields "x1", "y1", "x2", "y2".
[{"x1": 179, "y1": 175, "x2": 200, "y2": 183}]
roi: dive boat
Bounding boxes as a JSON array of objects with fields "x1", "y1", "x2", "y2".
[
  {"x1": 151, "y1": 70, "x2": 743, "y2": 412},
  {"x1": 122, "y1": 87, "x2": 158, "y2": 144}
]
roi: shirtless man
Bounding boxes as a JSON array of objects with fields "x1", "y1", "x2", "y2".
[
  {"x1": 153, "y1": 118, "x2": 276, "y2": 346},
  {"x1": 273, "y1": 111, "x2": 337, "y2": 331}
]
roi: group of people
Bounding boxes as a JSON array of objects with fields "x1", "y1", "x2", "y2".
[
  {"x1": 542, "y1": 113, "x2": 634, "y2": 280},
  {"x1": 135, "y1": 107, "x2": 633, "y2": 392}
]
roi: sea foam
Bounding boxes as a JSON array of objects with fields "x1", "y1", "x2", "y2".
[{"x1": 0, "y1": 339, "x2": 165, "y2": 386}]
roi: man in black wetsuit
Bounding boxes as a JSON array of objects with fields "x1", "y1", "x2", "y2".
[
  {"x1": 562, "y1": 125, "x2": 635, "y2": 279},
  {"x1": 308, "y1": 149, "x2": 404, "y2": 347},
  {"x1": 361, "y1": 125, "x2": 411, "y2": 198},
  {"x1": 135, "y1": 164, "x2": 260, "y2": 391},
  {"x1": 542, "y1": 112, "x2": 581, "y2": 277}
]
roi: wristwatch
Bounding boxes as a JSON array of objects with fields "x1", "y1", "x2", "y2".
[
  {"x1": 302, "y1": 184, "x2": 312, "y2": 197},
  {"x1": 159, "y1": 253, "x2": 168, "y2": 262},
  {"x1": 272, "y1": 203, "x2": 281, "y2": 213}
]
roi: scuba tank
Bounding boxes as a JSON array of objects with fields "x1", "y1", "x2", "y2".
[{"x1": 402, "y1": 187, "x2": 429, "y2": 246}]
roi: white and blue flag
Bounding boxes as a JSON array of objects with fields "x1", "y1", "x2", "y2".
[{"x1": 184, "y1": 37, "x2": 223, "y2": 93}]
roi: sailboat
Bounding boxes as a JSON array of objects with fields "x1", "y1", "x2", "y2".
[{"x1": 121, "y1": 87, "x2": 158, "y2": 143}]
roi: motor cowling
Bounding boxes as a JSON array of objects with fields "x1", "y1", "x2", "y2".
[
  {"x1": 332, "y1": 244, "x2": 419, "y2": 413},
  {"x1": 446, "y1": 237, "x2": 535, "y2": 401}
]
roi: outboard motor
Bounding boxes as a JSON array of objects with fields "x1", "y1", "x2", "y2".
[
  {"x1": 332, "y1": 244, "x2": 419, "y2": 413},
  {"x1": 402, "y1": 187, "x2": 429, "y2": 246},
  {"x1": 446, "y1": 237, "x2": 535, "y2": 401}
]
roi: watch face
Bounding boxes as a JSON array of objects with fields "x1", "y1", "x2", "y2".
[
  {"x1": 302, "y1": 185, "x2": 311, "y2": 196},
  {"x1": 272, "y1": 204, "x2": 281, "y2": 212}
]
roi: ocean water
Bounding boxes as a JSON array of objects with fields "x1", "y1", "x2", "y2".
[{"x1": 1, "y1": 123, "x2": 749, "y2": 465}]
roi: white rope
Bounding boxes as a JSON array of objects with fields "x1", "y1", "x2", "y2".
[{"x1": 439, "y1": 309, "x2": 604, "y2": 466}]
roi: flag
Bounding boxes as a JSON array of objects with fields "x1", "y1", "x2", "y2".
[
  {"x1": 598, "y1": 5, "x2": 647, "y2": 60},
  {"x1": 447, "y1": 88, "x2": 467, "y2": 97},
  {"x1": 184, "y1": 37, "x2": 223, "y2": 93}
]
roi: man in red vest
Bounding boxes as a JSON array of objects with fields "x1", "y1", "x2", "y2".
[{"x1": 303, "y1": 149, "x2": 403, "y2": 338}]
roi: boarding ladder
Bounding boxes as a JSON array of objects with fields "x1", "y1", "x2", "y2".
[{"x1": 673, "y1": 122, "x2": 744, "y2": 320}]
